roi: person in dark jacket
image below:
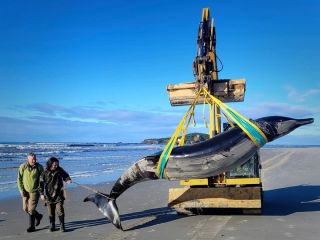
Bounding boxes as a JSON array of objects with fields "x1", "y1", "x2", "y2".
[{"x1": 39, "y1": 157, "x2": 72, "y2": 232}]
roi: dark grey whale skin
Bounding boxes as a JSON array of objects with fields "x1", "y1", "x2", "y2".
[{"x1": 84, "y1": 116, "x2": 313, "y2": 230}]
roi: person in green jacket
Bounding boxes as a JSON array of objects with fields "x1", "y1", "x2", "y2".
[
  {"x1": 39, "y1": 157, "x2": 72, "y2": 232},
  {"x1": 17, "y1": 152, "x2": 44, "y2": 232}
]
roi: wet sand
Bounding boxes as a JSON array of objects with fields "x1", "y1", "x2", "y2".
[{"x1": 1, "y1": 147, "x2": 320, "y2": 240}]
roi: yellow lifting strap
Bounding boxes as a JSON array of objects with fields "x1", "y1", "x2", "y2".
[
  {"x1": 202, "y1": 87, "x2": 268, "y2": 147},
  {"x1": 178, "y1": 104, "x2": 195, "y2": 146},
  {"x1": 156, "y1": 87, "x2": 268, "y2": 179},
  {"x1": 156, "y1": 91, "x2": 201, "y2": 179}
]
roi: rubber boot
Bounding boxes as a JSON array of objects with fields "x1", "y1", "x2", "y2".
[
  {"x1": 27, "y1": 214, "x2": 36, "y2": 232},
  {"x1": 35, "y1": 211, "x2": 43, "y2": 226},
  {"x1": 49, "y1": 216, "x2": 55, "y2": 232},
  {"x1": 58, "y1": 215, "x2": 65, "y2": 232}
]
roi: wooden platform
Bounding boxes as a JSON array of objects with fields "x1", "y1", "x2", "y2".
[
  {"x1": 168, "y1": 186, "x2": 262, "y2": 210},
  {"x1": 167, "y1": 79, "x2": 246, "y2": 106}
]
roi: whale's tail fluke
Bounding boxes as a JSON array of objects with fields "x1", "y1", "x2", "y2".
[
  {"x1": 83, "y1": 157, "x2": 159, "y2": 230},
  {"x1": 84, "y1": 193, "x2": 123, "y2": 230}
]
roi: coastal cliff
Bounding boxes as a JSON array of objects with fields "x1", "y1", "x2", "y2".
[{"x1": 142, "y1": 133, "x2": 209, "y2": 145}]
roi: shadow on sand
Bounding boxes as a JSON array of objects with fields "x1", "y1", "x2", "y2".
[
  {"x1": 66, "y1": 185, "x2": 320, "y2": 231},
  {"x1": 263, "y1": 184, "x2": 320, "y2": 215},
  {"x1": 65, "y1": 207, "x2": 183, "y2": 231}
]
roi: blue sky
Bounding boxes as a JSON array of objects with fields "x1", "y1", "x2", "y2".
[{"x1": 0, "y1": 0, "x2": 319, "y2": 144}]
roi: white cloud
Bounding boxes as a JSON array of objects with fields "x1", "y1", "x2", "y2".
[
  {"x1": 1, "y1": 100, "x2": 319, "y2": 144},
  {"x1": 232, "y1": 100, "x2": 319, "y2": 120},
  {"x1": 285, "y1": 85, "x2": 320, "y2": 102}
]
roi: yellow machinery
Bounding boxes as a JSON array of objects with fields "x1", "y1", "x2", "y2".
[{"x1": 167, "y1": 8, "x2": 263, "y2": 214}]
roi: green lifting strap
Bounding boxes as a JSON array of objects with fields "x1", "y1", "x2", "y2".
[
  {"x1": 156, "y1": 91, "x2": 202, "y2": 179},
  {"x1": 203, "y1": 87, "x2": 268, "y2": 147},
  {"x1": 226, "y1": 109, "x2": 267, "y2": 146},
  {"x1": 156, "y1": 87, "x2": 268, "y2": 179},
  {"x1": 156, "y1": 106, "x2": 193, "y2": 179}
]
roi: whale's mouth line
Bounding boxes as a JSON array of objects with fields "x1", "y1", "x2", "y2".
[{"x1": 296, "y1": 118, "x2": 314, "y2": 126}]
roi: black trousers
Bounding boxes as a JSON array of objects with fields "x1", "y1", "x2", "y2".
[{"x1": 47, "y1": 201, "x2": 64, "y2": 218}]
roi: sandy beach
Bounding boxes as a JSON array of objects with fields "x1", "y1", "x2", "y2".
[{"x1": 1, "y1": 147, "x2": 320, "y2": 240}]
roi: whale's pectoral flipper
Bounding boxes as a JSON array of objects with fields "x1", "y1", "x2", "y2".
[{"x1": 84, "y1": 193, "x2": 123, "y2": 230}]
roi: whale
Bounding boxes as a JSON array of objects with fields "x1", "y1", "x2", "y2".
[{"x1": 84, "y1": 116, "x2": 314, "y2": 230}]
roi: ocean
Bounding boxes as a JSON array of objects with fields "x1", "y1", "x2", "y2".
[
  {"x1": 0, "y1": 142, "x2": 163, "y2": 200},
  {"x1": 1, "y1": 142, "x2": 318, "y2": 200}
]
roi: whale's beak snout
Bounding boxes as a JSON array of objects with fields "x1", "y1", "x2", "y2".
[{"x1": 296, "y1": 118, "x2": 314, "y2": 126}]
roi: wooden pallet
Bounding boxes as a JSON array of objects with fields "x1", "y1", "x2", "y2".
[
  {"x1": 167, "y1": 79, "x2": 246, "y2": 106},
  {"x1": 168, "y1": 186, "x2": 262, "y2": 214}
]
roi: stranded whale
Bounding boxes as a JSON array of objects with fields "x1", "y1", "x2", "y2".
[{"x1": 84, "y1": 116, "x2": 314, "y2": 230}]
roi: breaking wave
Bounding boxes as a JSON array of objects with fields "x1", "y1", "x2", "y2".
[{"x1": 0, "y1": 142, "x2": 162, "y2": 199}]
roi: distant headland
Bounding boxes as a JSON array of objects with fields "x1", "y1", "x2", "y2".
[{"x1": 142, "y1": 133, "x2": 209, "y2": 145}]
